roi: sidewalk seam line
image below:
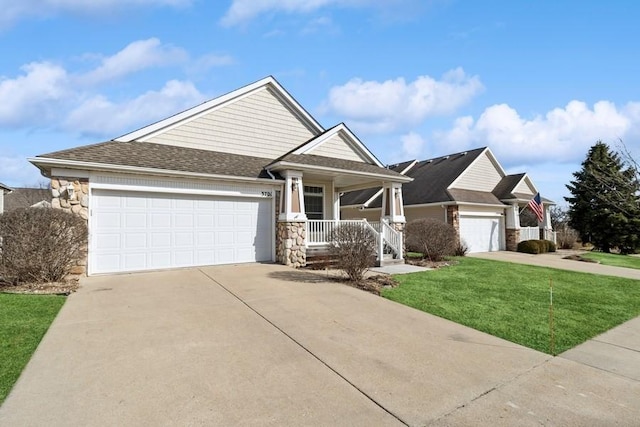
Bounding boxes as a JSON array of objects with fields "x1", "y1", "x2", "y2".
[{"x1": 198, "y1": 268, "x2": 409, "y2": 427}]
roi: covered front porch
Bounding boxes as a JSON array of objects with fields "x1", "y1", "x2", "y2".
[
  {"x1": 267, "y1": 158, "x2": 411, "y2": 267},
  {"x1": 504, "y1": 201, "x2": 557, "y2": 251}
]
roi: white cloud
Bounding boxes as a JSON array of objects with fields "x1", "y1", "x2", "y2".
[
  {"x1": 81, "y1": 38, "x2": 188, "y2": 85},
  {"x1": 434, "y1": 100, "x2": 640, "y2": 164},
  {"x1": 64, "y1": 80, "x2": 206, "y2": 137},
  {"x1": 220, "y1": 0, "x2": 419, "y2": 27},
  {"x1": 0, "y1": 155, "x2": 43, "y2": 186},
  {"x1": 400, "y1": 132, "x2": 424, "y2": 158},
  {"x1": 0, "y1": 0, "x2": 190, "y2": 27},
  {"x1": 0, "y1": 39, "x2": 230, "y2": 132},
  {"x1": 0, "y1": 62, "x2": 69, "y2": 126},
  {"x1": 322, "y1": 68, "x2": 483, "y2": 133}
]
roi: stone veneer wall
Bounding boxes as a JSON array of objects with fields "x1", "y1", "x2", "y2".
[
  {"x1": 506, "y1": 228, "x2": 520, "y2": 252},
  {"x1": 276, "y1": 221, "x2": 306, "y2": 267},
  {"x1": 51, "y1": 177, "x2": 89, "y2": 275},
  {"x1": 446, "y1": 205, "x2": 460, "y2": 236}
]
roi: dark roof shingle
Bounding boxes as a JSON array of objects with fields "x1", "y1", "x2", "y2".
[
  {"x1": 37, "y1": 141, "x2": 280, "y2": 179},
  {"x1": 341, "y1": 147, "x2": 487, "y2": 208}
]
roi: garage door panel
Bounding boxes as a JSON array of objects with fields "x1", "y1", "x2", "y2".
[
  {"x1": 459, "y1": 216, "x2": 504, "y2": 253},
  {"x1": 91, "y1": 190, "x2": 272, "y2": 274}
]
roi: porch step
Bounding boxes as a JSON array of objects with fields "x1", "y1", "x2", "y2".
[
  {"x1": 305, "y1": 246, "x2": 338, "y2": 269},
  {"x1": 376, "y1": 258, "x2": 405, "y2": 267}
]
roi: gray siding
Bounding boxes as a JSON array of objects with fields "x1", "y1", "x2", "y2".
[
  {"x1": 308, "y1": 133, "x2": 366, "y2": 163},
  {"x1": 146, "y1": 87, "x2": 317, "y2": 158},
  {"x1": 452, "y1": 153, "x2": 503, "y2": 192}
]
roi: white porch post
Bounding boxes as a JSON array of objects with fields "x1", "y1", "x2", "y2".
[
  {"x1": 331, "y1": 180, "x2": 340, "y2": 221},
  {"x1": 505, "y1": 203, "x2": 520, "y2": 251},
  {"x1": 541, "y1": 204, "x2": 553, "y2": 241},
  {"x1": 381, "y1": 182, "x2": 406, "y2": 223},
  {"x1": 279, "y1": 170, "x2": 307, "y2": 222},
  {"x1": 276, "y1": 170, "x2": 307, "y2": 268}
]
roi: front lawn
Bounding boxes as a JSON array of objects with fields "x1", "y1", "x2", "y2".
[
  {"x1": 0, "y1": 293, "x2": 65, "y2": 404},
  {"x1": 382, "y1": 257, "x2": 640, "y2": 354},
  {"x1": 580, "y1": 252, "x2": 640, "y2": 270}
]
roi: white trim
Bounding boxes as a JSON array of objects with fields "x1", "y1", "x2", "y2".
[
  {"x1": 459, "y1": 211, "x2": 504, "y2": 218},
  {"x1": 363, "y1": 189, "x2": 383, "y2": 208},
  {"x1": 400, "y1": 160, "x2": 418, "y2": 175},
  {"x1": 292, "y1": 124, "x2": 384, "y2": 167},
  {"x1": 114, "y1": 76, "x2": 324, "y2": 142},
  {"x1": 302, "y1": 183, "x2": 325, "y2": 220},
  {"x1": 30, "y1": 157, "x2": 281, "y2": 185},
  {"x1": 269, "y1": 161, "x2": 412, "y2": 183}
]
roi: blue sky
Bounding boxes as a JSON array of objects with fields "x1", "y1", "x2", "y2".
[{"x1": 1, "y1": 0, "x2": 639, "y2": 206}]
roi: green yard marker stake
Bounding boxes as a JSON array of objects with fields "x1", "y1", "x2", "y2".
[{"x1": 549, "y1": 277, "x2": 555, "y2": 355}]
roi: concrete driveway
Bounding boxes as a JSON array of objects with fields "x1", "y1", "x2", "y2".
[{"x1": 1, "y1": 263, "x2": 639, "y2": 426}]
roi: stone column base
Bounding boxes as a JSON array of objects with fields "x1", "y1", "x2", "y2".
[
  {"x1": 506, "y1": 228, "x2": 520, "y2": 251},
  {"x1": 276, "y1": 221, "x2": 306, "y2": 267}
]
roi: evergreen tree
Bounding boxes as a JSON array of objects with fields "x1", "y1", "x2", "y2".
[{"x1": 565, "y1": 141, "x2": 640, "y2": 253}]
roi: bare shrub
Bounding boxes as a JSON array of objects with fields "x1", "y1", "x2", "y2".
[
  {"x1": 556, "y1": 227, "x2": 579, "y2": 249},
  {"x1": 454, "y1": 239, "x2": 469, "y2": 257},
  {"x1": 328, "y1": 223, "x2": 377, "y2": 282},
  {"x1": 0, "y1": 208, "x2": 88, "y2": 283},
  {"x1": 405, "y1": 218, "x2": 457, "y2": 261}
]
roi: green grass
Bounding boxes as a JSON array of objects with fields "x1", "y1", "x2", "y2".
[
  {"x1": 0, "y1": 293, "x2": 65, "y2": 404},
  {"x1": 580, "y1": 252, "x2": 640, "y2": 270},
  {"x1": 383, "y1": 257, "x2": 640, "y2": 355}
]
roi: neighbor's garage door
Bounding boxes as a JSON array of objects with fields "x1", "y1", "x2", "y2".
[
  {"x1": 459, "y1": 216, "x2": 504, "y2": 253},
  {"x1": 90, "y1": 190, "x2": 272, "y2": 274}
]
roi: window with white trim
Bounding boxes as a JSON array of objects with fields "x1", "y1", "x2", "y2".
[{"x1": 304, "y1": 185, "x2": 324, "y2": 220}]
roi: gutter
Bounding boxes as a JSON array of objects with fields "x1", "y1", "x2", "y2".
[{"x1": 29, "y1": 157, "x2": 283, "y2": 185}]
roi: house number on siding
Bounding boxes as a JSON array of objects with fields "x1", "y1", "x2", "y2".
[{"x1": 261, "y1": 191, "x2": 273, "y2": 197}]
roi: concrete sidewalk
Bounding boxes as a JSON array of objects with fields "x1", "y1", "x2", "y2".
[
  {"x1": 1, "y1": 263, "x2": 639, "y2": 426},
  {"x1": 469, "y1": 250, "x2": 640, "y2": 280}
]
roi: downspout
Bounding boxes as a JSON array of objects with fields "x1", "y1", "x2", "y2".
[{"x1": 265, "y1": 168, "x2": 276, "y2": 180}]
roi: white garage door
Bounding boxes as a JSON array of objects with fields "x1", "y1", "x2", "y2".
[
  {"x1": 90, "y1": 190, "x2": 272, "y2": 274},
  {"x1": 459, "y1": 216, "x2": 504, "y2": 253}
]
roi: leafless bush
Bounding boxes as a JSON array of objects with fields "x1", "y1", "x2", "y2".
[
  {"x1": 0, "y1": 208, "x2": 87, "y2": 284},
  {"x1": 405, "y1": 218, "x2": 457, "y2": 261},
  {"x1": 556, "y1": 227, "x2": 579, "y2": 249},
  {"x1": 328, "y1": 223, "x2": 377, "y2": 282}
]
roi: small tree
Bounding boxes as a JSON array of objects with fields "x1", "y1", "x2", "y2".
[
  {"x1": 405, "y1": 218, "x2": 457, "y2": 261},
  {"x1": 0, "y1": 208, "x2": 88, "y2": 283},
  {"x1": 328, "y1": 223, "x2": 377, "y2": 282}
]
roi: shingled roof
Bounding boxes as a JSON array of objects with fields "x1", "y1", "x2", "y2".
[
  {"x1": 35, "y1": 141, "x2": 281, "y2": 179},
  {"x1": 34, "y1": 140, "x2": 406, "y2": 181},
  {"x1": 267, "y1": 153, "x2": 406, "y2": 179},
  {"x1": 3, "y1": 188, "x2": 51, "y2": 212},
  {"x1": 341, "y1": 147, "x2": 487, "y2": 208},
  {"x1": 492, "y1": 173, "x2": 527, "y2": 200}
]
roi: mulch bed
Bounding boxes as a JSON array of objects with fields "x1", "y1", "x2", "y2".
[
  {"x1": 0, "y1": 278, "x2": 79, "y2": 295},
  {"x1": 563, "y1": 254, "x2": 599, "y2": 263},
  {"x1": 405, "y1": 258, "x2": 458, "y2": 269}
]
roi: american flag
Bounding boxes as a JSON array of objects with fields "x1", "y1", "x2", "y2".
[{"x1": 528, "y1": 192, "x2": 544, "y2": 223}]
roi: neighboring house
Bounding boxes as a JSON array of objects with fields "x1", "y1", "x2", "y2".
[
  {"x1": 2, "y1": 187, "x2": 51, "y2": 212},
  {"x1": 30, "y1": 77, "x2": 411, "y2": 275},
  {"x1": 341, "y1": 147, "x2": 555, "y2": 254},
  {"x1": 0, "y1": 183, "x2": 12, "y2": 214}
]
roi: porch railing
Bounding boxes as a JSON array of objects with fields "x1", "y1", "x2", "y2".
[
  {"x1": 518, "y1": 227, "x2": 557, "y2": 244},
  {"x1": 306, "y1": 219, "x2": 402, "y2": 261}
]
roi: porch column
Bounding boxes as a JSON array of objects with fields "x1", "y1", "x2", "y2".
[
  {"x1": 380, "y1": 182, "x2": 406, "y2": 223},
  {"x1": 505, "y1": 203, "x2": 521, "y2": 251},
  {"x1": 539, "y1": 205, "x2": 553, "y2": 241},
  {"x1": 331, "y1": 180, "x2": 340, "y2": 221},
  {"x1": 381, "y1": 182, "x2": 406, "y2": 260},
  {"x1": 276, "y1": 170, "x2": 307, "y2": 268}
]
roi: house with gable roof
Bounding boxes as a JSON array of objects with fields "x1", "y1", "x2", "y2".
[
  {"x1": 29, "y1": 77, "x2": 411, "y2": 275},
  {"x1": 341, "y1": 147, "x2": 555, "y2": 253}
]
